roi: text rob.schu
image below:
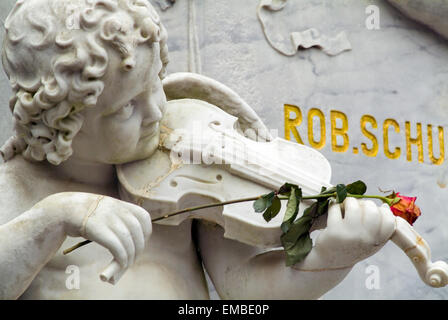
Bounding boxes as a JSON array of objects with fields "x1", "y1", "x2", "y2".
[{"x1": 284, "y1": 104, "x2": 445, "y2": 165}]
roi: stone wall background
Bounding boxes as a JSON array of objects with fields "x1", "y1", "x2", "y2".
[{"x1": 1, "y1": 0, "x2": 447, "y2": 299}]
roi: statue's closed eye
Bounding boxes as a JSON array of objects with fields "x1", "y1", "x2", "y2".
[{"x1": 114, "y1": 100, "x2": 136, "y2": 120}]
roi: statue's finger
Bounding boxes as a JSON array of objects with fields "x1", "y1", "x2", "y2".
[
  {"x1": 327, "y1": 200, "x2": 343, "y2": 228},
  {"x1": 109, "y1": 216, "x2": 136, "y2": 267},
  {"x1": 342, "y1": 197, "x2": 362, "y2": 225},
  {"x1": 379, "y1": 205, "x2": 396, "y2": 240},
  {"x1": 359, "y1": 200, "x2": 381, "y2": 233},
  {"x1": 118, "y1": 213, "x2": 145, "y2": 257},
  {"x1": 86, "y1": 224, "x2": 129, "y2": 269},
  {"x1": 100, "y1": 260, "x2": 124, "y2": 285}
]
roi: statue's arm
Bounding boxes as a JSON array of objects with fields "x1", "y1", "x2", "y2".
[
  {"x1": 0, "y1": 201, "x2": 68, "y2": 299},
  {"x1": 0, "y1": 192, "x2": 151, "y2": 299},
  {"x1": 197, "y1": 198, "x2": 396, "y2": 299},
  {"x1": 197, "y1": 222, "x2": 352, "y2": 299}
]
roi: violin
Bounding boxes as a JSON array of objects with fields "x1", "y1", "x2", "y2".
[
  {"x1": 118, "y1": 98, "x2": 332, "y2": 245},
  {"x1": 97, "y1": 73, "x2": 448, "y2": 288}
]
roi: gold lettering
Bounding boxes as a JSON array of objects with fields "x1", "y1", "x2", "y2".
[
  {"x1": 383, "y1": 119, "x2": 400, "y2": 159},
  {"x1": 360, "y1": 115, "x2": 378, "y2": 157},
  {"x1": 307, "y1": 108, "x2": 326, "y2": 149},
  {"x1": 284, "y1": 104, "x2": 304, "y2": 144},
  {"x1": 427, "y1": 125, "x2": 444, "y2": 165},
  {"x1": 330, "y1": 110, "x2": 349, "y2": 153},
  {"x1": 405, "y1": 122, "x2": 424, "y2": 163}
]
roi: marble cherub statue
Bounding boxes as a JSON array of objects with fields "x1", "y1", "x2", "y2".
[{"x1": 0, "y1": 0, "x2": 431, "y2": 299}]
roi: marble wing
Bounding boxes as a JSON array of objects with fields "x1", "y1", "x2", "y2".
[
  {"x1": 387, "y1": 0, "x2": 448, "y2": 39},
  {"x1": 163, "y1": 72, "x2": 273, "y2": 142}
]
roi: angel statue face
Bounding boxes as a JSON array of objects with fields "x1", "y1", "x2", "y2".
[{"x1": 1, "y1": 0, "x2": 169, "y2": 165}]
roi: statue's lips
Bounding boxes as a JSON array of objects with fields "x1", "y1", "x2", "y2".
[{"x1": 140, "y1": 122, "x2": 160, "y2": 140}]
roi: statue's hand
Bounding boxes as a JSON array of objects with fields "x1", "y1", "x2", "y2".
[
  {"x1": 40, "y1": 192, "x2": 152, "y2": 271},
  {"x1": 311, "y1": 198, "x2": 396, "y2": 268}
]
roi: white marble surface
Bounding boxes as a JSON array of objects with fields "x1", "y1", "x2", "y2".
[
  {"x1": 1, "y1": 0, "x2": 448, "y2": 299},
  {"x1": 148, "y1": 0, "x2": 448, "y2": 300}
]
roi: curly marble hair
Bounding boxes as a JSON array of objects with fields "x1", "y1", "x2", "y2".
[{"x1": 0, "y1": 0, "x2": 169, "y2": 165}]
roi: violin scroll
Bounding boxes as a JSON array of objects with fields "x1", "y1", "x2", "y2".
[{"x1": 391, "y1": 217, "x2": 448, "y2": 288}]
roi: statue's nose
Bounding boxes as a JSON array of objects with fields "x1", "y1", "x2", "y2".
[
  {"x1": 142, "y1": 83, "x2": 165, "y2": 121},
  {"x1": 141, "y1": 112, "x2": 160, "y2": 127},
  {"x1": 141, "y1": 99, "x2": 163, "y2": 127}
]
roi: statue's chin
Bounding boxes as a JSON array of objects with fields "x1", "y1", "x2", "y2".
[{"x1": 110, "y1": 131, "x2": 161, "y2": 165}]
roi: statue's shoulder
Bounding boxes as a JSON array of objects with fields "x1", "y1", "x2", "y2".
[
  {"x1": 0, "y1": 156, "x2": 31, "y2": 186},
  {"x1": 0, "y1": 156, "x2": 55, "y2": 222},
  {"x1": 0, "y1": 156, "x2": 48, "y2": 184}
]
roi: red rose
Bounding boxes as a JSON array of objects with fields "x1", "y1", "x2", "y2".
[{"x1": 389, "y1": 193, "x2": 421, "y2": 225}]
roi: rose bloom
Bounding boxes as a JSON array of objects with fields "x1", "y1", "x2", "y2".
[{"x1": 390, "y1": 193, "x2": 421, "y2": 225}]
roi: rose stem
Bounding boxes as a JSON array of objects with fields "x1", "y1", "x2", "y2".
[{"x1": 62, "y1": 193, "x2": 392, "y2": 255}]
